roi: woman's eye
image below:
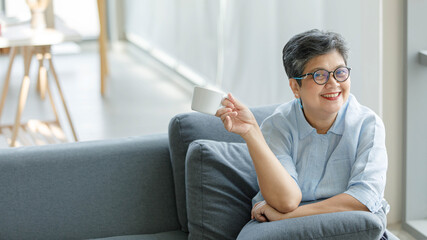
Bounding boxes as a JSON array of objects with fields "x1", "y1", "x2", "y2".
[
  {"x1": 336, "y1": 68, "x2": 347, "y2": 76},
  {"x1": 315, "y1": 71, "x2": 327, "y2": 79}
]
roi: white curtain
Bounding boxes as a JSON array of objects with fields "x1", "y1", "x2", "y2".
[
  {"x1": 125, "y1": 0, "x2": 219, "y2": 84},
  {"x1": 125, "y1": 0, "x2": 382, "y2": 114},
  {"x1": 220, "y1": 0, "x2": 323, "y2": 106}
]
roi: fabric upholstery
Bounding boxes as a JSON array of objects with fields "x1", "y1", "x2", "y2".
[
  {"x1": 0, "y1": 134, "x2": 181, "y2": 240},
  {"x1": 237, "y1": 208, "x2": 387, "y2": 240},
  {"x1": 168, "y1": 105, "x2": 278, "y2": 232},
  {"x1": 91, "y1": 230, "x2": 188, "y2": 240},
  {"x1": 186, "y1": 140, "x2": 259, "y2": 240}
]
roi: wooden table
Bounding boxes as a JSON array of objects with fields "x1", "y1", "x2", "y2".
[{"x1": 0, "y1": 23, "x2": 80, "y2": 147}]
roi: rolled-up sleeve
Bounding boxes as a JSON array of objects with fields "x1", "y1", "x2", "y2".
[
  {"x1": 261, "y1": 114, "x2": 298, "y2": 182},
  {"x1": 344, "y1": 115, "x2": 388, "y2": 213},
  {"x1": 251, "y1": 113, "x2": 299, "y2": 206}
]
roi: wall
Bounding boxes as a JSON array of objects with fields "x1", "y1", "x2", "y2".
[
  {"x1": 405, "y1": 0, "x2": 427, "y2": 233},
  {"x1": 382, "y1": 0, "x2": 404, "y2": 225},
  {"x1": 322, "y1": 0, "x2": 382, "y2": 115}
]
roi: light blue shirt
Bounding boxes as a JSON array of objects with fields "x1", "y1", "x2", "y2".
[{"x1": 252, "y1": 94, "x2": 389, "y2": 213}]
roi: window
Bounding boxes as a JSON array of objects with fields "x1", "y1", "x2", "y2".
[{"x1": 404, "y1": 0, "x2": 427, "y2": 239}]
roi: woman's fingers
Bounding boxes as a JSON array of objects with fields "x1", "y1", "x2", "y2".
[
  {"x1": 224, "y1": 115, "x2": 233, "y2": 132},
  {"x1": 256, "y1": 214, "x2": 267, "y2": 222},
  {"x1": 221, "y1": 111, "x2": 237, "y2": 121},
  {"x1": 215, "y1": 106, "x2": 239, "y2": 132},
  {"x1": 221, "y1": 97, "x2": 235, "y2": 109},
  {"x1": 251, "y1": 202, "x2": 260, "y2": 219},
  {"x1": 252, "y1": 201, "x2": 268, "y2": 222},
  {"x1": 254, "y1": 209, "x2": 268, "y2": 222},
  {"x1": 227, "y1": 93, "x2": 245, "y2": 109},
  {"x1": 216, "y1": 110, "x2": 237, "y2": 124},
  {"x1": 215, "y1": 107, "x2": 231, "y2": 117},
  {"x1": 220, "y1": 93, "x2": 246, "y2": 111}
]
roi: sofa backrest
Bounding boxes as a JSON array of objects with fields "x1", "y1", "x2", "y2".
[
  {"x1": 0, "y1": 134, "x2": 181, "y2": 240},
  {"x1": 168, "y1": 104, "x2": 279, "y2": 232}
]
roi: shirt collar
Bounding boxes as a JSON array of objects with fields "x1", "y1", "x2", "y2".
[
  {"x1": 295, "y1": 100, "x2": 316, "y2": 139},
  {"x1": 296, "y1": 94, "x2": 351, "y2": 139}
]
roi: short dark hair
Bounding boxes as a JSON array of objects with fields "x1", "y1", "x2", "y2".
[{"x1": 282, "y1": 29, "x2": 349, "y2": 86}]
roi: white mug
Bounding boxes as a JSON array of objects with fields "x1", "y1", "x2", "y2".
[{"x1": 191, "y1": 86, "x2": 227, "y2": 115}]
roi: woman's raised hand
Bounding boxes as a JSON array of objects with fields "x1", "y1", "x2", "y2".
[{"x1": 215, "y1": 93, "x2": 257, "y2": 137}]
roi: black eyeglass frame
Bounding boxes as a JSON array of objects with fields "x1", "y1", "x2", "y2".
[{"x1": 292, "y1": 66, "x2": 352, "y2": 85}]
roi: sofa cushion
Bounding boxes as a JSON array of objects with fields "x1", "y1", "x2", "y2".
[
  {"x1": 91, "y1": 230, "x2": 188, "y2": 240},
  {"x1": 237, "y1": 208, "x2": 387, "y2": 240},
  {"x1": 186, "y1": 140, "x2": 259, "y2": 240},
  {"x1": 185, "y1": 139, "x2": 390, "y2": 240},
  {"x1": 168, "y1": 105, "x2": 278, "y2": 232}
]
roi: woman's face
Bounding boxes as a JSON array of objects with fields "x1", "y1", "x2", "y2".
[{"x1": 291, "y1": 50, "x2": 351, "y2": 121}]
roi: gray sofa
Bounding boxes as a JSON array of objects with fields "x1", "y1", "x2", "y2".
[{"x1": 0, "y1": 105, "x2": 399, "y2": 240}]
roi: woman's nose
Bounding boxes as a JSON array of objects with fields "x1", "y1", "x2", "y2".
[{"x1": 326, "y1": 74, "x2": 340, "y2": 87}]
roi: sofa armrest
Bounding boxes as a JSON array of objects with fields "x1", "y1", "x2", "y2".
[
  {"x1": 237, "y1": 210, "x2": 387, "y2": 240},
  {"x1": 0, "y1": 134, "x2": 181, "y2": 240}
]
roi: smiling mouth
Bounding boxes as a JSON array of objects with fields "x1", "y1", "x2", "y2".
[{"x1": 321, "y1": 92, "x2": 341, "y2": 99}]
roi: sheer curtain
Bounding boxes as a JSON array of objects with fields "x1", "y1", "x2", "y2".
[
  {"x1": 125, "y1": 0, "x2": 382, "y2": 113},
  {"x1": 125, "y1": 0, "x2": 218, "y2": 85},
  {"x1": 220, "y1": 0, "x2": 322, "y2": 106}
]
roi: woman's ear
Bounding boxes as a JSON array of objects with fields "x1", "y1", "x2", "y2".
[{"x1": 289, "y1": 78, "x2": 301, "y2": 98}]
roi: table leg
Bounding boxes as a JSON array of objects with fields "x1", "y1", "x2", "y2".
[
  {"x1": 10, "y1": 46, "x2": 33, "y2": 147},
  {"x1": 0, "y1": 47, "x2": 17, "y2": 121},
  {"x1": 36, "y1": 53, "x2": 41, "y2": 93},
  {"x1": 45, "y1": 72, "x2": 60, "y2": 125},
  {"x1": 36, "y1": 50, "x2": 48, "y2": 100},
  {"x1": 98, "y1": 0, "x2": 109, "y2": 96},
  {"x1": 46, "y1": 52, "x2": 78, "y2": 141}
]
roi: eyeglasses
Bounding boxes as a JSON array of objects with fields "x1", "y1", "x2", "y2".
[{"x1": 293, "y1": 66, "x2": 351, "y2": 85}]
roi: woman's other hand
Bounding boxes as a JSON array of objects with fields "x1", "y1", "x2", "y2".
[
  {"x1": 215, "y1": 93, "x2": 257, "y2": 137},
  {"x1": 251, "y1": 200, "x2": 285, "y2": 222}
]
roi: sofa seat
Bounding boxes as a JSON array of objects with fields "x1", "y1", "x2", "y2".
[{"x1": 92, "y1": 231, "x2": 188, "y2": 240}]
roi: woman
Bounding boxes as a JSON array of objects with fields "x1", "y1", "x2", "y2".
[{"x1": 215, "y1": 29, "x2": 389, "y2": 237}]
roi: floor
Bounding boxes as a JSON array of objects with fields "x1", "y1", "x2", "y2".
[
  {"x1": 388, "y1": 223, "x2": 417, "y2": 240},
  {"x1": 0, "y1": 41, "x2": 419, "y2": 239},
  {"x1": 0, "y1": 41, "x2": 193, "y2": 147}
]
